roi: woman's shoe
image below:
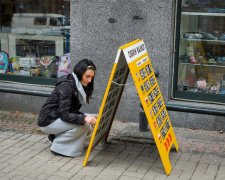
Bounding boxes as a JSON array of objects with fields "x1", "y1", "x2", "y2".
[{"x1": 48, "y1": 134, "x2": 55, "y2": 142}]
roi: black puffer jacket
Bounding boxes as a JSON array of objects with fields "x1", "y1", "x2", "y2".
[{"x1": 38, "y1": 74, "x2": 85, "y2": 127}]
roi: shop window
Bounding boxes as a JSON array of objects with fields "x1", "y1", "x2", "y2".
[
  {"x1": 0, "y1": 0, "x2": 70, "y2": 85},
  {"x1": 173, "y1": 0, "x2": 225, "y2": 104}
]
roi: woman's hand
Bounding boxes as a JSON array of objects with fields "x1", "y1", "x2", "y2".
[{"x1": 84, "y1": 116, "x2": 97, "y2": 126}]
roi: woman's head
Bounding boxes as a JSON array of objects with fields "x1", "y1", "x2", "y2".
[{"x1": 74, "y1": 59, "x2": 96, "y2": 100}]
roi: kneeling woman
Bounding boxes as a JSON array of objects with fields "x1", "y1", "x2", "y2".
[{"x1": 37, "y1": 59, "x2": 97, "y2": 157}]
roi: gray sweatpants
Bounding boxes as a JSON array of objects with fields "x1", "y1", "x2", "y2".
[{"x1": 40, "y1": 118, "x2": 88, "y2": 157}]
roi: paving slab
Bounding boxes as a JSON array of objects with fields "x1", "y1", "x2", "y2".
[{"x1": 0, "y1": 110, "x2": 225, "y2": 179}]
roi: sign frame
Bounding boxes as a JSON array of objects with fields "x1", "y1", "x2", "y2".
[{"x1": 83, "y1": 39, "x2": 179, "y2": 175}]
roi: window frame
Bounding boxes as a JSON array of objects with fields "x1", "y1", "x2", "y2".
[
  {"x1": 0, "y1": 0, "x2": 70, "y2": 87},
  {"x1": 172, "y1": 0, "x2": 225, "y2": 105}
]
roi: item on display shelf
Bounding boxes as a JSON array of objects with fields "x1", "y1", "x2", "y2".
[
  {"x1": 29, "y1": 66, "x2": 40, "y2": 77},
  {"x1": 215, "y1": 56, "x2": 225, "y2": 63},
  {"x1": 178, "y1": 82, "x2": 189, "y2": 91},
  {"x1": 195, "y1": 50, "x2": 201, "y2": 58},
  {"x1": 19, "y1": 57, "x2": 37, "y2": 68},
  {"x1": 183, "y1": 32, "x2": 204, "y2": 39},
  {"x1": 0, "y1": 51, "x2": 9, "y2": 74},
  {"x1": 182, "y1": 6, "x2": 207, "y2": 12},
  {"x1": 197, "y1": 55, "x2": 204, "y2": 62},
  {"x1": 9, "y1": 57, "x2": 27, "y2": 75},
  {"x1": 216, "y1": 82, "x2": 221, "y2": 92},
  {"x1": 220, "y1": 75, "x2": 225, "y2": 93},
  {"x1": 206, "y1": 52, "x2": 214, "y2": 59},
  {"x1": 207, "y1": 81, "x2": 221, "y2": 94},
  {"x1": 187, "y1": 44, "x2": 194, "y2": 56},
  {"x1": 200, "y1": 59, "x2": 208, "y2": 64},
  {"x1": 185, "y1": 67, "x2": 196, "y2": 87},
  {"x1": 184, "y1": 56, "x2": 190, "y2": 63},
  {"x1": 16, "y1": 57, "x2": 39, "y2": 77},
  {"x1": 202, "y1": 32, "x2": 218, "y2": 40},
  {"x1": 10, "y1": 57, "x2": 20, "y2": 72},
  {"x1": 40, "y1": 56, "x2": 55, "y2": 78},
  {"x1": 195, "y1": 43, "x2": 206, "y2": 60},
  {"x1": 218, "y1": 33, "x2": 225, "y2": 40},
  {"x1": 208, "y1": 8, "x2": 225, "y2": 13},
  {"x1": 196, "y1": 79, "x2": 207, "y2": 90},
  {"x1": 190, "y1": 56, "x2": 197, "y2": 63},
  {"x1": 183, "y1": 32, "x2": 225, "y2": 41},
  {"x1": 34, "y1": 68, "x2": 40, "y2": 76},
  {"x1": 220, "y1": 90, "x2": 225, "y2": 94},
  {"x1": 197, "y1": 56, "x2": 208, "y2": 64},
  {"x1": 208, "y1": 73, "x2": 223, "y2": 87},
  {"x1": 182, "y1": 0, "x2": 211, "y2": 11},
  {"x1": 20, "y1": 68, "x2": 31, "y2": 76},
  {"x1": 181, "y1": 0, "x2": 210, "y2": 12},
  {"x1": 210, "y1": 85, "x2": 218, "y2": 94},
  {"x1": 57, "y1": 53, "x2": 71, "y2": 77},
  {"x1": 208, "y1": 58, "x2": 216, "y2": 64},
  {"x1": 180, "y1": 55, "x2": 190, "y2": 63},
  {"x1": 8, "y1": 57, "x2": 15, "y2": 73},
  {"x1": 40, "y1": 56, "x2": 54, "y2": 67},
  {"x1": 188, "y1": 87, "x2": 198, "y2": 92}
]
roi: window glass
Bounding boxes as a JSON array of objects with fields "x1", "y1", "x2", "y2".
[
  {"x1": 0, "y1": 0, "x2": 70, "y2": 85},
  {"x1": 34, "y1": 17, "x2": 47, "y2": 25},
  {"x1": 174, "y1": 0, "x2": 225, "y2": 103},
  {"x1": 50, "y1": 18, "x2": 59, "y2": 26}
]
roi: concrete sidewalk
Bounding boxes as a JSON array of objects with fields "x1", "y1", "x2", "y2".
[{"x1": 0, "y1": 119, "x2": 225, "y2": 180}]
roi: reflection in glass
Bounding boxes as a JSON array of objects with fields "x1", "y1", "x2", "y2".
[{"x1": 0, "y1": 0, "x2": 70, "y2": 81}]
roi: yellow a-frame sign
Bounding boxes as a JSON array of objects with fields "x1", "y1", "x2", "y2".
[{"x1": 83, "y1": 39, "x2": 179, "y2": 175}]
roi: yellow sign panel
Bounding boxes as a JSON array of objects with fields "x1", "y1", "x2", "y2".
[
  {"x1": 83, "y1": 48, "x2": 130, "y2": 167},
  {"x1": 83, "y1": 39, "x2": 179, "y2": 175}
]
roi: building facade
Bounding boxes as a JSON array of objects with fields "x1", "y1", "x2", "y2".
[{"x1": 1, "y1": 0, "x2": 225, "y2": 131}]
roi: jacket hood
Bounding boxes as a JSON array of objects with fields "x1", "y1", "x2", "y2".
[{"x1": 56, "y1": 74, "x2": 75, "y2": 87}]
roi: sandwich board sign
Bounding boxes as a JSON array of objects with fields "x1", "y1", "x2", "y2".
[{"x1": 83, "y1": 39, "x2": 179, "y2": 175}]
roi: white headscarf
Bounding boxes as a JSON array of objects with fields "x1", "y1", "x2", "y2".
[{"x1": 72, "y1": 72, "x2": 87, "y2": 104}]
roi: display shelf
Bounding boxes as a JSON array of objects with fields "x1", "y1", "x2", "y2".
[
  {"x1": 180, "y1": 38, "x2": 225, "y2": 45},
  {"x1": 182, "y1": 12, "x2": 225, "y2": 17},
  {"x1": 180, "y1": 62, "x2": 225, "y2": 68}
]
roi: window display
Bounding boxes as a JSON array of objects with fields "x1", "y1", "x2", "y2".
[
  {"x1": 174, "y1": 0, "x2": 225, "y2": 103},
  {"x1": 0, "y1": 0, "x2": 70, "y2": 85},
  {"x1": 0, "y1": 51, "x2": 9, "y2": 74}
]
